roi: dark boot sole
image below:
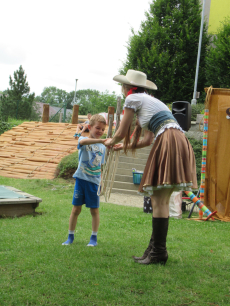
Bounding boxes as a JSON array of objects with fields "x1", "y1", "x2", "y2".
[
  {"x1": 132, "y1": 255, "x2": 147, "y2": 261},
  {"x1": 137, "y1": 258, "x2": 167, "y2": 265}
]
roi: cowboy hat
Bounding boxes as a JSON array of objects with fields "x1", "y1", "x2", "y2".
[{"x1": 113, "y1": 69, "x2": 157, "y2": 90}]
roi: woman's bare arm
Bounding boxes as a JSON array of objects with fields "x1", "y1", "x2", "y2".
[
  {"x1": 105, "y1": 108, "x2": 134, "y2": 146},
  {"x1": 113, "y1": 129, "x2": 154, "y2": 151}
]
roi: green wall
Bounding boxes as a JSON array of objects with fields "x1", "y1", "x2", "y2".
[{"x1": 209, "y1": 0, "x2": 230, "y2": 33}]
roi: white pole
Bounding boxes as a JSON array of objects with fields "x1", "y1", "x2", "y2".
[
  {"x1": 73, "y1": 79, "x2": 78, "y2": 104},
  {"x1": 191, "y1": 0, "x2": 206, "y2": 105}
]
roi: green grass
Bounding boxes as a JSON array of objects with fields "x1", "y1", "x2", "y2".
[
  {"x1": 7, "y1": 117, "x2": 26, "y2": 125},
  {"x1": 1, "y1": 177, "x2": 230, "y2": 306},
  {"x1": 0, "y1": 118, "x2": 27, "y2": 135}
]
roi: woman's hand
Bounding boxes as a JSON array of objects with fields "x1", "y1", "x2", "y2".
[
  {"x1": 104, "y1": 138, "x2": 113, "y2": 147},
  {"x1": 113, "y1": 143, "x2": 123, "y2": 151}
]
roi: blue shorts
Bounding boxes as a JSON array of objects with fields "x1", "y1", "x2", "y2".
[{"x1": 72, "y1": 178, "x2": 100, "y2": 208}]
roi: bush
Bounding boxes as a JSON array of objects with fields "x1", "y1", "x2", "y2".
[
  {"x1": 101, "y1": 133, "x2": 107, "y2": 139},
  {"x1": 187, "y1": 137, "x2": 202, "y2": 186},
  {"x1": 191, "y1": 103, "x2": 205, "y2": 121},
  {"x1": 0, "y1": 121, "x2": 16, "y2": 135},
  {"x1": 56, "y1": 151, "x2": 78, "y2": 179}
]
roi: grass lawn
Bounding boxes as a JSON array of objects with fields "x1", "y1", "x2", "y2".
[{"x1": 0, "y1": 177, "x2": 230, "y2": 306}]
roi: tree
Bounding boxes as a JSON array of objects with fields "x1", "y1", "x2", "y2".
[
  {"x1": 36, "y1": 87, "x2": 120, "y2": 115},
  {"x1": 66, "y1": 91, "x2": 75, "y2": 109},
  {"x1": 1, "y1": 65, "x2": 35, "y2": 120},
  {"x1": 74, "y1": 89, "x2": 119, "y2": 115},
  {"x1": 120, "y1": 0, "x2": 210, "y2": 103},
  {"x1": 36, "y1": 87, "x2": 75, "y2": 109},
  {"x1": 93, "y1": 90, "x2": 118, "y2": 113},
  {"x1": 205, "y1": 18, "x2": 230, "y2": 88},
  {"x1": 74, "y1": 89, "x2": 100, "y2": 115}
]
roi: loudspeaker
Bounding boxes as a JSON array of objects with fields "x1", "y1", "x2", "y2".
[{"x1": 172, "y1": 101, "x2": 191, "y2": 131}]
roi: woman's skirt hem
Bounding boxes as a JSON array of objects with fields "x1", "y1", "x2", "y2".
[{"x1": 138, "y1": 182, "x2": 194, "y2": 196}]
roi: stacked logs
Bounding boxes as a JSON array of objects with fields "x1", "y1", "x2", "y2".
[
  {"x1": 0, "y1": 122, "x2": 79, "y2": 179},
  {"x1": 0, "y1": 105, "x2": 114, "y2": 180}
]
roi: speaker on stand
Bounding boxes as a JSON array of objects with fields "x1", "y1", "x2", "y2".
[{"x1": 172, "y1": 101, "x2": 191, "y2": 131}]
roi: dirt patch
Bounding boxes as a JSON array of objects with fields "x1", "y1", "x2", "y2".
[{"x1": 101, "y1": 193, "x2": 143, "y2": 208}]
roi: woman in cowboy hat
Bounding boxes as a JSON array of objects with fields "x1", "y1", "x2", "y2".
[{"x1": 104, "y1": 69, "x2": 197, "y2": 265}]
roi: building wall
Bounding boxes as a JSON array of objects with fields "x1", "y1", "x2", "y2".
[{"x1": 201, "y1": 0, "x2": 230, "y2": 34}]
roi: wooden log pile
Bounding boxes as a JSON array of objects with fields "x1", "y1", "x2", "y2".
[{"x1": 0, "y1": 122, "x2": 110, "y2": 180}]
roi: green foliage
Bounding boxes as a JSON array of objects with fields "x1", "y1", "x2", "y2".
[
  {"x1": 31, "y1": 101, "x2": 42, "y2": 121},
  {"x1": 0, "y1": 121, "x2": 15, "y2": 135},
  {"x1": 36, "y1": 87, "x2": 120, "y2": 115},
  {"x1": 0, "y1": 117, "x2": 27, "y2": 135},
  {"x1": 101, "y1": 133, "x2": 107, "y2": 139},
  {"x1": 206, "y1": 18, "x2": 230, "y2": 88},
  {"x1": 36, "y1": 86, "x2": 74, "y2": 109},
  {"x1": 1, "y1": 65, "x2": 35, "y2": 120},
  {"x1": 1, "y1": 177, "x2": 230, "y2": 306},
  {"x1": 56, "y1": 151, "x2": 78, "y2": 179},
  {"x1": 191, "y1": 103, "x2": 205, "y2": 120},
  {"x1": 121, "y1": 0, "x2": 211, "y2": 103},
  {"x1": 187, "y1": 136, "x2": 202, "y2": 186},
  {"x1": 75, "y1": 89, "x2": 118, "y2": 115}
]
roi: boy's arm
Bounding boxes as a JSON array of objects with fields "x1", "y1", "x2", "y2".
[{"x1": 79, "y1": 138, "x2": 106, "y2": 146}]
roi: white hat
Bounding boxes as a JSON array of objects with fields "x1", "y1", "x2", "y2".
[{"x1": 113, "y1": 69, "x2": 157, "y2": 90}]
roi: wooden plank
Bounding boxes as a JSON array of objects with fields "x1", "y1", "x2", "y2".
[{"x1": 0, "y1": 172, "x2": 28, "y2": 179}]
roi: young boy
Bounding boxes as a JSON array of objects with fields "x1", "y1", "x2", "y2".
[
  {"x1": 62, "y1": 114, "x2": 106, "y2": 246},
  {"x1": 74, "y1": 113, "x2": 92, "y2": 137}
]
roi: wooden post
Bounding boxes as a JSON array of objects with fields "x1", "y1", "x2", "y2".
[
  {"x1": 107, "y1": 106, "x2": 115, "y2": 138},
  {"x1": 108, "y1": 106, "x2": 115, "y2": 124},
  {"x1": 42, "y1": 104, "x2": 49, "y2": 123},
  {"x1": 107, "y1": 114, "x2": 113, "y2": 138},
  {"x1": 59, "y1": 112, "x2": 63, "y2": 123},
  {"x1": 115, "y1": 96, "x2": 121, "y2": 132},
  {"x1": 72, "y1": 105, "x2": 79, "y2": 124}
]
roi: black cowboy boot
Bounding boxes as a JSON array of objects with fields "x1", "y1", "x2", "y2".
[
  {"x1": 137, "y1": 217, "x2": 169, "y2": 265},
  {"x1": 133, "y1": 217, "x2": 154, "y2": 261}
]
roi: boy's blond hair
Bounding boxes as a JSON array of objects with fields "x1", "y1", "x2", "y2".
[{"x1": 89, "y1": 114, "x2": 106, "y2": 126}]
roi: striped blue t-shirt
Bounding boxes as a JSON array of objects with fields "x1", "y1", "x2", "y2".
[{"x1": 73, "y1": 136, "x2": 106, "y2": 185}]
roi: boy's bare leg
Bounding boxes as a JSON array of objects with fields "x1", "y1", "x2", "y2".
[
  {"x1": 90, "y1": 208, "x2": 100, "y2": 232},
  {"x1": 75, "y1": 124, "x2": 83, "y2": 135},
  {"x1": 87, "y1": 208, "x2": 99, "y2": 246},
  {"x1": 62, "y1": 206, "x2": 82, "y2": 245},
  {"x1": 69, "y1": 206, "x2": 82, "y2": 230},
  {"x1": 80, "y1": 124, "x2": 87, "y2": 135}
]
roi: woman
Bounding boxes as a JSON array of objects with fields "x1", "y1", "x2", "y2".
[{"x1": 104, "y1": 70, "x2": 197, "y2": 265}]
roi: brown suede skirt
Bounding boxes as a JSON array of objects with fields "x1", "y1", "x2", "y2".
[{"x1": 138, "y1": 128, "x2": 198, "y2": 196}]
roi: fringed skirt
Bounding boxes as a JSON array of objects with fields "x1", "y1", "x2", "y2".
[{"x1": 138, "y1": 128, "x2": 198, "y2": 196}]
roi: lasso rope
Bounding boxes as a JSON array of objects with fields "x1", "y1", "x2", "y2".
[
  {"x1": 98, "y1": 148, "x2": 120, "y2": 201},
  {"x1": 204, "y1": 85, "x2": 213, "y2": 109},
  {"x1": 97, "y1": 110, "x2": 121, "y2": 201}
]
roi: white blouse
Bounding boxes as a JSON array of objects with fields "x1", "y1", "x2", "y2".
[{"x1": 124, "y1": 93, "x2": 183, "y2": 138}]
